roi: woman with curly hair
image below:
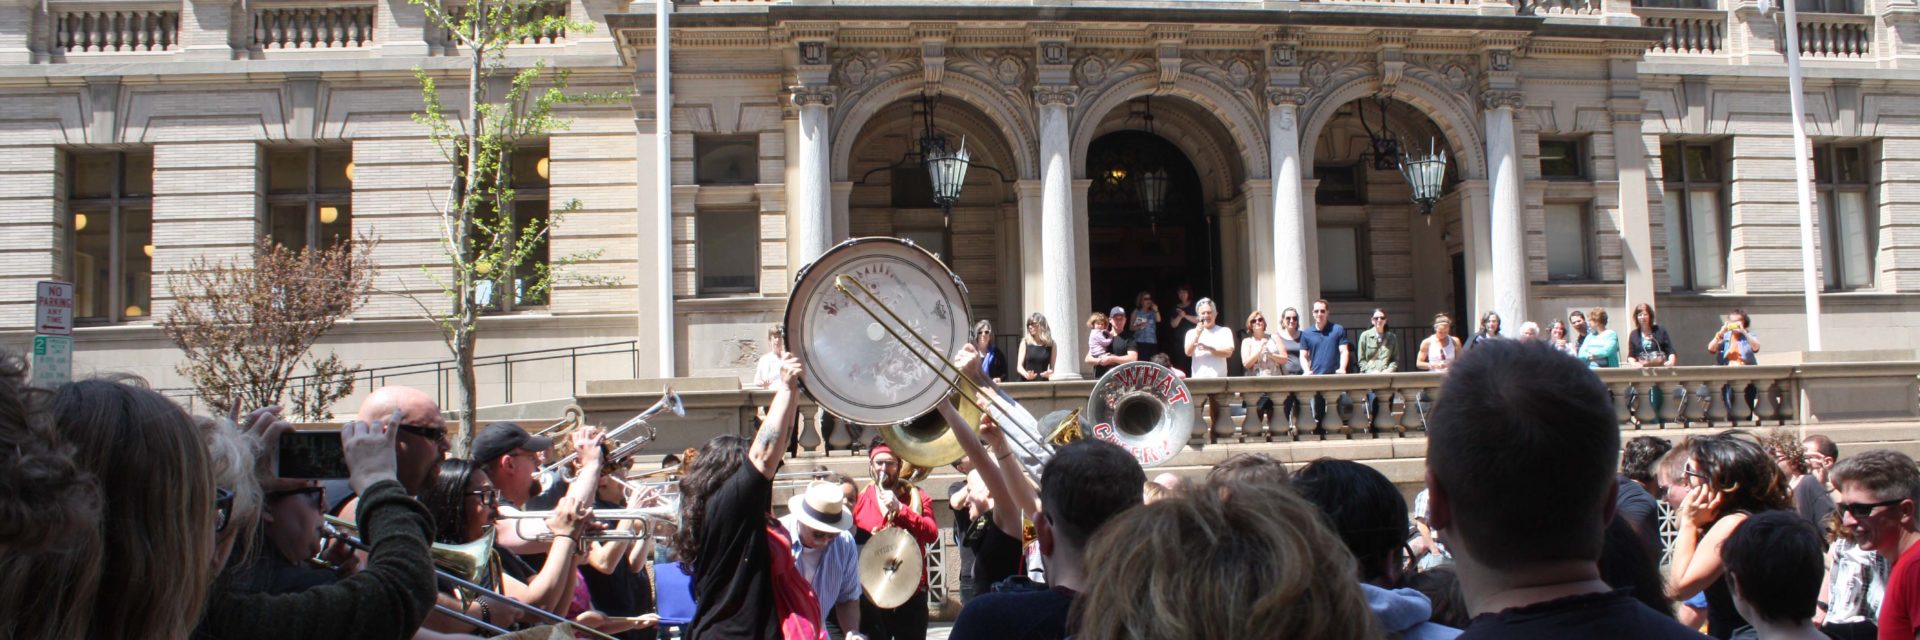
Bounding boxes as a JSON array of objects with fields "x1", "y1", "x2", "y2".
[
  {"x1": 1667, "y1": 432, "x2": 1793, "y2": 639},
  {"x1": 0, "y1": 351, "x2": 102, "y2": 640}
]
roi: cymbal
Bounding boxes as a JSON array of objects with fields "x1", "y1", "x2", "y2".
[{"x1": 858, "y1": 528, "x2": 925, "y2": 609}]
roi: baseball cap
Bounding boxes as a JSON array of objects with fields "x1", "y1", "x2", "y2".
[
  {"x1": 1109, "y1": 306, "x2": 1126, "y2": 317},
  {"x1": 470, "y1": 423, "x2": 554, "y2": 463}
]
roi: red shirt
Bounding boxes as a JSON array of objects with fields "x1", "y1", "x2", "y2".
[
  {"x1": 1879, "y1": 539, "x2": 1920, "y2": 640},
  {"x1": 853, "y1": 483, "x2": 939, "y2": 591}
]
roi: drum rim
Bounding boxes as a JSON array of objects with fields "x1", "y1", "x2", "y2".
[{"x1": 783, "y1": 237, "x2": 971, "y2": 426}]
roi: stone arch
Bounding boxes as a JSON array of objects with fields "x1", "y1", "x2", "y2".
[
  {"x1": 1299, "y1": 75, "x2": 1486, "y2": 180},
  {"x1": 844, "y1": 97, "x2": 1020, "y2": 205},
  {"x1": 1084, "y1": 99, "x2": 1242, "y2": 207},
  {"x1": 1071, "y1": 72, "x2": 1265, "y2": 182},
  {"x1": 832, "y1": 72, "x2": 1038, "y2": 182}
]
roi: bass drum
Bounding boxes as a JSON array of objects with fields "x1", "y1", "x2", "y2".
[{"x1": 784, "y1": 237, "x2": 971, "y2": 427}]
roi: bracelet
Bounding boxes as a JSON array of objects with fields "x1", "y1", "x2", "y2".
[{"x1": 479, "y1": 601, "x2": 492, "y2": 624}]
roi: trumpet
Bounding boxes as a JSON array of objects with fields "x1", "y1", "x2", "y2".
[
  {"x1": 497, "y1": 502, "x2": 681, "y2": 542},
  {"x1": 536, "y1": 388, "x2": 684, "y2": 481},
  {"x1": 319, "y1": 516, "x2": 620, "y2": 640}
]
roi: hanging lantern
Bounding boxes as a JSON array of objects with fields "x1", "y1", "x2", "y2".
[
  {"x1": 925, "y1": 136, "x2": 972, "y2": 212},
  {"x1": 1399, "y1": 143, "x2": 1448, "y2": 216},
  {"x1": 1136, "y1": 167, "x2": 1170, "y2": 214}
]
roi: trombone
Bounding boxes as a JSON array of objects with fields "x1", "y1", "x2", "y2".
[
  {"x1": 497, "y1": 502, "x2": 682, "y2": 542},
  {"x1": 536, "y1": 388, "x2": 684, "y2": 481},
  {"x1": 832, "y1": 275, "x2": 1065, "y2": 481},
  {"x1": 319, "y1": 516, "x2": 621, "y2": 640}
]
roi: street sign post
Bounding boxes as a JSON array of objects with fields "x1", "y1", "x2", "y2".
[
  {"x1": 31, "y1": 334, "x2": 72, "y2": 389},
  {"x1": 32, "y1": 280, "x2": 76, "y2": 387}
]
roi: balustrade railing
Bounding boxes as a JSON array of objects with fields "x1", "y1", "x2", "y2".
[
  {"x1": 253, "y1": 5, "x2": 378, "y2": 50},
  {"x1": 1316, "y1": 0, "x2": 1474, "y2": 5},
  {"x1": 55, "y1": 9, "x2": 179, "y2": 53},
  {"x1": 437, "y1": 1, "x2": 567, "y2": 49},
  {"x1": 1639, "y1": 8, "x2": 1728, "y2": 54},
  {"x1": 1522, "y1": 0, "x2": 1602, "y2": 15},
  {"x1": 1784, "y1": 13, "x2": 1875, "y2": 58}
]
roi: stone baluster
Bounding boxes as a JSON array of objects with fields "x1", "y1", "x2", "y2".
[
  {"x1": 1212, "y1": 394, "x2": 1237, "y2": 442},
  {"x1": 825, "y1": 411, "x2": 852, "y2": 452},
  {"x1": 797, "y1": 405, "x2": 823, "y2": 454},
  {"x1": 1661, "y1": 379, "x2": 1688, "y2": 428},
  {"x1": 1705, "y1": 379, "x2": 1729, "y2": 426},
  {"x1": 1612, "y1": 382, "x2": 1633, "y2": 428},
  {"x1": 1730, "y1": 379, "x2": 1755, "y2": 424},
  {"x1": 1348, "y1": 387, "x2": 1373, "y2": 437}
]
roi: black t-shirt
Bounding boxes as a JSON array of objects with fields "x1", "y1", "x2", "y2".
[
  {"x1": 1615, "y1": 476, "x2": 1663, "y2": 560},
  {"x1": 583, "y1": 498, "x2": 657, "y2": 640},
  {"x1": 1628, "y1": 325, "x2": 1676, "y2": 364},
  {"x1": 1461, "y1": 589, "x2": 1709, "y2": 639},
  {"x1": 687, "y1": 459, "x2": 779, "y2": 640},
  {"x1": 1094, "y1": 333, "x2": 1137, "y2": 379},
  {"x1": 955, "y1": 509, "x2": 1023, "y2": 597},
  {"x1": 949, "y1": 586, "x2": 1076, "y2": 640}
]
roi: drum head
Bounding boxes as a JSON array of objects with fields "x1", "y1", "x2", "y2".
[{"x1": 786, "y1": 238, "x2": 970, "y2": 426}]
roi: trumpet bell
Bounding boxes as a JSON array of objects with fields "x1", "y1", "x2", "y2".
[
  {"x1": 1084, "y1": 362, "x2": 1194, "y2": 468},
  {"x1": 433, "y1": 527, "x2": 498, "y2": 591},
  {"x1": 874, "y1": 405, "x2": 964, "y2": 470}
]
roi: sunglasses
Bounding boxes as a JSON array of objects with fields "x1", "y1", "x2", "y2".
[
  {"x1": 466, "y1": 488, "x2": 501, "y2": 509},
  {"x1": 1840, "y1": 498, "x2": 1904, "y2": 519},
  {"x1": 396, "y1": 422, "x2": 448, "y2": 443},
  {"x1": 215, "y1": 487, "x2": 234, "y2": 533},
  {"x1": 1372, "y1": 316, "x2": 1386, "y2": 321},
  {"x1": 270, "y1": 486, "x2": 327, "y2": 511},
  {"x1": 1283, "y1": 316, "x2": 1298, "y2": 322}
]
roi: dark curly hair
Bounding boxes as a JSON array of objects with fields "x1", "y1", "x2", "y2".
[
  {"x1": 672, "y1": 434, "x2": 749, "y2": 568},
  {"x1": 1621, "y1": 436, "x2": 1673, "y2": 488},
  {"x1": 1688, "y1": 432, "x2": 1791, "y2": 516},
  {"x1": 0, "y1": 351, "x2": 104, "y2": 640}
]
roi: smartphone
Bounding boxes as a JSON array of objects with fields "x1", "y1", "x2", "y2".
[{"x1": 277, "y1": 430, "x2": 350, "y2": 480}]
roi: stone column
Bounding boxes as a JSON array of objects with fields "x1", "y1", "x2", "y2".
[
  {"x1": 789, "y1": 86, "x2": 834, "y2": 267},
  {"x1": 1267, "y1": 87, "x2": 1312, "y2": 315},
  {"x1": 1483, "y1": 90, "x2": 1528, "y2": 334},
  {"x1": 1613, "y1": 103, "x2": 1657, "y2": 312},
  {"x1": 1016, "y1": 179, "x2": 1045, "y2": 319},
  {"x1": 1035, "y1": 85, "x2": 1081, "y2": 379}
]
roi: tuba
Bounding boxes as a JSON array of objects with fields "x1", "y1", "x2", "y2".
[{"x1": 1082, "y1": 362, "x2": 1194, "y2": 468}]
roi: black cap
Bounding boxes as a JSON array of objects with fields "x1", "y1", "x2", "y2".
[{"x1": 470, "y1": 423, "x2": 553, "y2": 464}]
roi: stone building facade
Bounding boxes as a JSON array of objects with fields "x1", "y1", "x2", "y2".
[{"x1": 0, "y1": 0, "x2": 1916, "y2": 407}]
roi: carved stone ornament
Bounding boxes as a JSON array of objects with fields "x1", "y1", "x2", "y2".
[
  {"x1": 1033, "y1": 85, "x2": 1078, "y2": 108},
  {"x1": 841, "y1": 57, "x2": 871, "y2": 86},
  {"x1": 1265, "y1": 86, "x2": 1312, "y2": 107},
  {"x1": 1040, "y1": 41, "x2": 1068, "y2": 66},
  {"x1": 791, "y1": 85, "x2": 836, "y2": 108},
  {"x1": 800, "y1": 41, "x2": 828, "y2": 66},
  {"x1": 1270, "y1": 43, "x2": 1297, "y2": 68},
  {"x1": 1488, "y1": 49, "x2": 1513, "y2": 72},
  {"x1": 1076, "y1": 55, "x2": 1108, "y2": 86},
  {"x1": 994, "y1": 56, "x2": 1026, "y2": 86},
  {"x1": 1481, "y1": 90, "x2": 1524, "y2": 112}
]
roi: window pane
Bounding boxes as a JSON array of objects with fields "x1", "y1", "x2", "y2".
[
  {"x1": 73, "y1": 209, "x2": 111, "y2": 319},
  {"x1": 122, "y1": 152, "x2": 154, "y2": 197},
  {"x1": 1685, "y1": 145, "x2": 1718, "y2": 182},
  {"x1": 318, "y1": 148, "x2": 353, "y2": 193},
  {"x1": 268, "y1": 150, "x2": 311, "y2": 194},
  {"x1": 511, "y1": 200, "x2": 550, "y2": 306},
  {"x1": 512, "y1": 147, "x2": 550, "y2": 189},
  {"x1": 1317, "y1": 226, "x2": 1362, "y2": 295},
  {"x1": 319, "y1": 203, "x2": 351, "y2": 250},
  {"x1": 694, "y1": 136, "x2": 758, "y2": 185},
  {"x1": 1539, "y1": 140, "x2": 1582, "y2": 179},
  {"x1": 1839, "y1": 191, "x2": 1873, "y2": 288},
  {"x1": 1665, "y1": 189, "x2": 1687, "y2": 290},
  {"x1": 1836, "y1": 147, "x2": 1866, "y2": 183},
  {"x1": 270, "y1": 204, "x2": 309, "y2": 249},
  {"x1": 1661, "y1": 143, "x2": 1682, "y2": 182},
  {"x1": 1688, "y1": 189, "x2": 1725, "y2": 289},
  {"x1": 697, "y1": 209, "x2": 758, "y2": 293},
  {"x1": 72, "y1": 153, "x2": 115, "y2": 199},
  {"x1": 1545, "y1": 203, "x2": 1591, "y2": 280},
  {"x1": 1813, "y1": 146, "x2": 1832, "y2": 184},
  {"x1": 122, "y1": 208, "x2": 152, "y2": 318}
]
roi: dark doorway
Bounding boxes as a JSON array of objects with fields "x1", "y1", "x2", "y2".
[
  {"x1": 1086, "y1": 130, "x2": 1220, "y2": 317},
  {"x1": 1450, "y1": 252, "x2": 1468, "y2": 330}
]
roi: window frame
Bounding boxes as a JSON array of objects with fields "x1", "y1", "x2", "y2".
[
  {"x1": 479, "y1": 144, "x2": 554, "y2": 313},
  {"x1": 1315, "y1": 221, "x2": 1372, "y2": 300},
  {"x1": 262, "y1": 145, "x2": 353, "y2": 252},
  {"x1": 1814, "y1": 142, "x2": 1875, "y2": 291},
  {"x1": 67, "y1": 150, "x2": 154, "y2": 325},
  {"x1": 1538, "y1": 137, "x2": 1587, "y2": 181},
  {"x1": 1544, "y1": 200, "x2": 1598, "y2": 282},
  {"x1": 1661, "y1": 140, "x2": 1730, "y2": 291},
  {"x1": 694, "y1": 206, "x2": 761, "y2": 296},
  {"x1": 693, "y1": 134, "x2": 760, "y2": 186}
]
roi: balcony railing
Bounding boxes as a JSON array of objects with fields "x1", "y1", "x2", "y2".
[
  {"x1": 1784, "y1": 13, "x2": 1875, "y2": 59},
  {"x1": 1317, "y1": 0, "x2": 1474, "y2": 5},
  {"x1": 1522, "y1": 0, "x2": 1602, "y2": 15},
  {"x1": 436, "y1": 1, "x2": 568, "y2": 50},
  {"x1": 253, "y1": 5, "x2": 378, "y2": 50},
  {"x1": 1639, "y1": 8, "x2": 1728, "y2": 54},
  {"x1": 56, "y1": 10, "x2": 179, "y2": 54}
]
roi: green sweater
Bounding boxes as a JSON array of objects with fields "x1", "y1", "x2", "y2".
[{"x1": 196, "y1": 479, "x2": 438, "y2": 640}]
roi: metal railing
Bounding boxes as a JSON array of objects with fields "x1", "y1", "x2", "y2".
[{"x1": 159, "y1": 340, "x2": 640, "y2": 417}]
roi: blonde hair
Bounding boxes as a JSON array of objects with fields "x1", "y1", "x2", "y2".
[
  {"x1": 1026, "y1": 312, "x2": 1055, "y2": 347},
  {"x1": 1088, "y1": 312, "x2": 1109, "y2": 329},
  {"x1": 1074, "y1": 482, "x2": 1379, "y2": 640},
  {"x1": 1142, "y1": 481, "x2": 1172, "y2": 505}
]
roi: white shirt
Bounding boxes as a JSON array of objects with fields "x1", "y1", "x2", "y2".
[
  {"x1": 1186, "y1": 324, "x2": 1234, "y2": 378},
  {"x1": 753, "y1": 351, "x2": 784, "y2": 388}
]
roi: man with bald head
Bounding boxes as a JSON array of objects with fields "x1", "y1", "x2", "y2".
[{"x1": 357, "y1": 386, "x2": 450, "y2": 496}]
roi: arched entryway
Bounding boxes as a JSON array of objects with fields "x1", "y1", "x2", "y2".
[{"x1": 1085, "y1": 129, "x2": 1217, "y2": 318}]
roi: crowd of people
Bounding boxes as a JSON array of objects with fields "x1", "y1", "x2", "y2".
[{"x1": 3, "y1": 312, "x2": 1917, "y2": 640}]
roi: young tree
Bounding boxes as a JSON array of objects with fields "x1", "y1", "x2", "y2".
[
  {"x1": 161, "y1": 237, "x2": 375, "y2": 419},
  {"x1": 412, "y1": 0, "x2": 619, "y2": 454}
]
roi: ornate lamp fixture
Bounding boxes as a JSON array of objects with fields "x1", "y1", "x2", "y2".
[
  {"x1": 1360, "y1": 95, "x2": 1450, "y2": 216},
  {"x1": 912, "y1": 93, "x2": 972, "y2": 213},
  {"x1": 1136, "y1": 167, "x2": 1170, "y2": 215}
]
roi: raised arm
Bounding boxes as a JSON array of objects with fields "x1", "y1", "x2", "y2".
[
  {"x1": 749, "y1": 354, "x2": 803, "y2": 480},
  {"x1": 936, "y1": 399, "x2": 1023, "y2": 538}
]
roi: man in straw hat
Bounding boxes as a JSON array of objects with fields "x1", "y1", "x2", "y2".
[{"x1": 780, "y1": 481, "x2": 868, "y2": 640}]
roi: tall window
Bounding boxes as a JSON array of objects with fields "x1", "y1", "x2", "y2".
[
  {"x1": 479, "y1": 145, "x2": 552, "y2": 310},
  {"x1": 265, "y1": 146, "x2": 353, "y2": 250},
  {"x1": 1661, "y1": 141, "x2": 1728, "y2": 290},
  {"x1": 1815, "y1": 143, "x2": 1874, "y2": 290},
  {"x1": 1316, "y1": 225, "x2": 1369, "y2": 299},
  {"x1": 1545, "y1": 202, "x2": 1596, "y2": 281},
  {"x1": 696, "y1": 208, "x2": 758, "y2": 295},
  {"x1": 68, "y1": 150, "x2": 154, "y2": 322}
]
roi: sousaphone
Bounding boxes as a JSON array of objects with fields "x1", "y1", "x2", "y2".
[{"x1": 1082, "y1": 362, "x2": 1194, "y2": 468}]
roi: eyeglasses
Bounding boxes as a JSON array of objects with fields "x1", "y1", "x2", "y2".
[
  {"x1": 270, "y1": 486, "x2": 326, "y2": 511},
  {"x1": 466, "y1": 488, "x2": 501, "y2": 509},
  {"x1": 1282, "y1": 316, "x2": 1298, "y2": 322},
  {"x1": 215, "y1": 487, "x2": 234, "y2": 533},
  {"x1": 1839, "y1": 498, "x2": 1905, "y2": 519},
  {"x1": 396, "y1": 422, "x2": 448, "y2": 443},
  {"x1": 1372, "y1": 316, "x2": 1386, "y2": 321},
  {"x1": 1313, "y1": 309, "x2": 1328, "y2": 315},
  {"x1": 1253, "y1": 318, "x2": 1266, "y2": 324}
]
